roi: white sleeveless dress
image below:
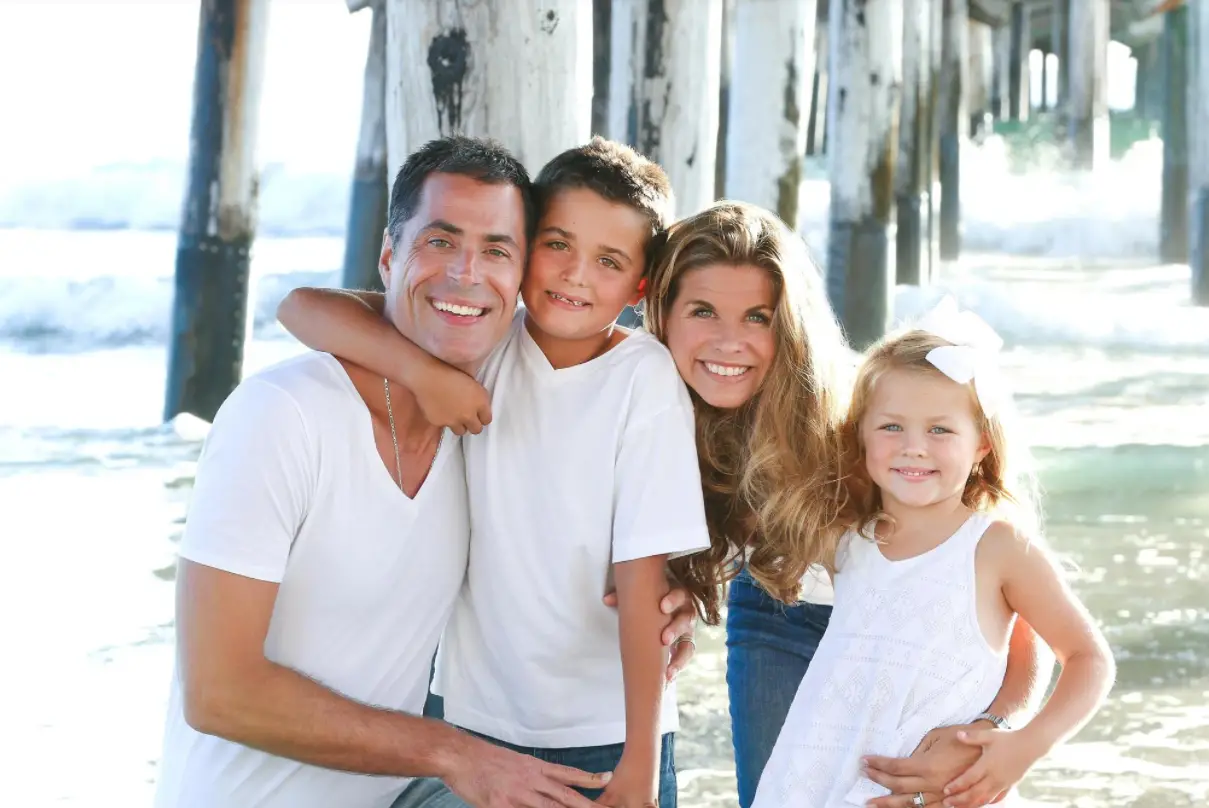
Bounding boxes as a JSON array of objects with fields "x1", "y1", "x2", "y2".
[{"x1": 751, "y1": 512, "x2": 1010, "y2": 808}]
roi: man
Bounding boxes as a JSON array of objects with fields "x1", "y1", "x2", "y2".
[{"x1": 154, "y1": 137, "x2": 684, "y2": 808}]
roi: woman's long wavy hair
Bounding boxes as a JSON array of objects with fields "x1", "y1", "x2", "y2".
[
  {"x1": 644, "y1": 201, "x2": 852, "y2": 624},
  {"x1": 838, "y1": 330, "x2": 1044, "y2": 543}
]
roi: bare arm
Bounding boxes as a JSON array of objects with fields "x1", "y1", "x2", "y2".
[
  {"x1": 599, "y1": 556, "x2": 671, "y2": 807},
  {"x1": 277, "y1": 287, "x2": 491, "y2": 435},
  {"x1": 178, "y1": 559, "x2": 465, "y2": 775},
  {"x1": 937, "y1": 526, "x2": 1115, "y2": 807},
  {"x1": 997, "y1": 532, "x2": 1114, "y2": 754},
  {"x1": 179, "y1": 560, "x2": 606, "y2": 806},
  {"x1": 983, "y1": 617, "x2": 1054, "y2": 726}
]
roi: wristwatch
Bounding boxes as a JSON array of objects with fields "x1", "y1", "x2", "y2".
[{"x1": 974, "y1": 711, "x2": 1011, "y2": 730}]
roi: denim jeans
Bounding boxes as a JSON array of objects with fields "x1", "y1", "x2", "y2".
[
  {"x1": 725, "y1": 569, "x2": 833, "y2": 808},
  {"x1": 392, "y1": 732, "x2": 678, "y2": 808}
]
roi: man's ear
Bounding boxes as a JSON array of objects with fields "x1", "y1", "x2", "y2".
[{"x1": 378, "y1": 229, "x2": 393, "y2": 290}]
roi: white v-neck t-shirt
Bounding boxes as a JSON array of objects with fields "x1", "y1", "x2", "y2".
[
  {"x1": 154, "y1": 352, "x2": 470, "y2": 808},
  {"x1": 433, "y1": 311, "x2": 711, "y2": 748}
]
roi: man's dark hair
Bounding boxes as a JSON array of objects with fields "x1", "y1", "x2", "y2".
[
  {"x1": 386, "y1": 135, "x2": 537, "y2": 247},
  {"x1": 533, "y1": 137, "x2": 675, "y2": 248}
]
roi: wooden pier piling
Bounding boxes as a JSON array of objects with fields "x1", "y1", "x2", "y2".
[
  {"x1": 1068, "y1": 0, "x2": 1110, "y2": 170},
  {"x1": 164, "y1": 0, "x2": 270, "y2": 423},
  {"x1": 1160, "y1": 5, "x2": 1189, "y2": 264},
  {"x1": 725, "y1": 0, "x2": 817, "y2": 228},
  {"x1": 1190, "y1": 0, "x2": 1209, "y2": 304},
  {"x1": 1008, "y1": 1, "x2": 1030, "y2": 121},
  {"x1": 938, "y1": 0, "x2": 968, "y2": 261},
  {"x1": 387, "y1": 0, "x2": 591, "y2": 176},
  {"x1": 825, "y1": 0, "x2": 902, "y2": 349},
  {"x1": 340, "y1": 1, "x2": 388, "y2": 292},
  {"x1": 631, "y1": 0, "x2": 724, "y2": 216},
  {"x1": 898, "y1": 0, "x2": 933, "y2": 285}
]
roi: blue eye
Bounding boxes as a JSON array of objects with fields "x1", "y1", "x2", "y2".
[
  {"x1": 880, "y1": 423, "x2": 902, "y2": 432},
  {"x1": 428, "y1": 237, "x2": 452, "y2": 248},
  {"x1": 930, "y1": 425, "x2": 952, "y2": 435}
]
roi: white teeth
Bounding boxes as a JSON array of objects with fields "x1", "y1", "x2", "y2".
[
  {"x1": 433, "y1": 300, "x2": 485, "y2": 317},
  {"x1": 550, "y1": 292, "x2": 587, "y2": 307},
  {"x1": 897, "y1": 470, "x2": 934, "y2": 477},
  {"x1": 704, "y1": 362, "x2": 749, "y2": 377}
]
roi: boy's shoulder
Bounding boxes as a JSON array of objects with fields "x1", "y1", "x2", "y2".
[{"x1": 607, "y1": 330, "x2": 693, "y2": 415}]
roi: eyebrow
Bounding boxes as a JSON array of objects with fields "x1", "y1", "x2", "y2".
[
  {"x1": 539, "y1": 226, "x2": 632, "y2": 264},
  {"x1": 424, "y1": 219, "x2": 519, "y2": 249}
]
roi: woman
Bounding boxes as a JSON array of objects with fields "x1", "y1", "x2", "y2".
[{"x1": 643, "y1": 201, "x2": 1043, "y2": 808}]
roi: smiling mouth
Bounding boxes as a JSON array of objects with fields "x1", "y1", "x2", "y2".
[
  {"x1": 546, "y1": 291, "x2": 591, "y2": 308},
  {"x1": 431, "y1": 299, "x2": 488, "y2": 318},
  {"x1": 701, "y1": 361, "x2": 751, "y2": 379},
  {"x1": 893, "y1": 468, "x2": 938, "y2": 479}
]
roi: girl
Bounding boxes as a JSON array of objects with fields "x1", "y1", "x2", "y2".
[{"x1": 750, "y1": 300, "x2": 1115, "y2": 808}]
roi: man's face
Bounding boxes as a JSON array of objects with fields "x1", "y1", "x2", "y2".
[{"x1": 379, "y1": 173, "x2": 527, "y2": 372}]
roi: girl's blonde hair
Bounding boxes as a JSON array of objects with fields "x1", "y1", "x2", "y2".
[
  {"x1": 838, "y1": 329, "x2": 1043, "y2": 541},
  {"x1": 644, "y1": 201, "x2": 852, "y2": 623}
]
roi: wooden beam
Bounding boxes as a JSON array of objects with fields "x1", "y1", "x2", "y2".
[
  {"x1": 939, "y1": 0, "x2": 968, "y2": 261},
  {"x1": 164, "y1": 0, "x2": 270, "y2": 423},
  {"x1": 386, "y1": 0, "x2": 591, "y2": 176},
  {"x1": 725, "y1": 0, "x2": 817, "y2": 227},
  {"x1": 341, "y1": 3, "x2": 388, "y2": 292},
  {"x1": 346, "y1": 0, "x2": 375, "y2": 12},
  {"x1": 632, "y1": 0, "x2": 724, "y2": 216},
  {"x1": 898, "y1": 0, "x2": 934, "y2": 285},
  {"x1": 825, "y1": 0, "x2": 902, "y2": 348},
  {"x1": 1068, "y1": 0, "x2": 1110, "y2": 170},
  {"x1": 1159, "y1": 5, "x2": 1188, "y2": 263}
]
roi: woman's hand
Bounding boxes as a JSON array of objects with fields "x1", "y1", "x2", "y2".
[
  {"x1": 601, "y1": 585, "x2": 697, "y2": 682},
  {"x1": 861, "y1": 722, "x2": 998, "y2": 807}
]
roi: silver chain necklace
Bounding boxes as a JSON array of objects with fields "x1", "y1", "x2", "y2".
[{"x1": 383, "y1": 377, "x2": 443, "y2": 492}]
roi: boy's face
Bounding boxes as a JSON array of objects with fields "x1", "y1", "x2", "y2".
[{"x1": 520, "y1": 187, "x2": 649, "y2": 343}]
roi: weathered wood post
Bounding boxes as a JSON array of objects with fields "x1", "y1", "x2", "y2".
[
  {"x1": 592, "y1": 0, "x2": 612, "y2": 137},
  {"x1": 806, "y1": 22, "x2": 830, "y2": 157},
  {"x1": 341, "y1": 0, "x2": 388, "y2": 292},
  {"x1": 1008, "y1": 1, "x2": 1030, "y2": 121},
  {"x1": 1161, "y1": 5, "x2": 1190, "y2": 264},
  {"x1": 1068, "y1": 0, "x2": 1110, "y2": 170},
  {"x1": 1039, "y1": 50, "x2": 1050, "y2": 110},
  {"x1": 164, "y1": 0, "x2": 270, "y2": 423},
  {"x1": 925, "y1": 0, "x2": 943, "y2": 278},
  {"x1": 387, "y1": 1, "x2": 591, "y2": 176},
  {"x1": 938, "y1": 0, "x2": 968, "y2": 261},
  {"x1": 826, "y1": 0, "x2": 903, "y2": 348},
  {"x1": 1189, "y1": 0, "x2": 1209, "y2": 304},
  {"x1": 967, "y1": 20, "x2": 992, "y2": 135},
  {"x1": 1133, "y1": 41, "x2": 1159, "y2": 122},
  {"x1": 991, "y1": 23, "x2": 1010, "y2": 119},
  {"x1": 726, "y1": 0, "x2": 817, "y2": 228},
  {"x1": 898, "y1": 0, "x2": 932, "y2": 285},
  {"x1": 607, "y1": 0, "x2": 637, "y2": 145},
  {"x1": 631, "y1": 0, "x2": 724, "y2": 216},
  {"x1": 715, "y1": 0, "x2": 736, "y2": 199},
  {"x1": 1051, "y1": 0, "x2": 1070, "y2": 108}
]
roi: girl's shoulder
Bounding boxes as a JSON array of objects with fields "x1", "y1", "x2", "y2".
[{"x1": 975, "y1": 517, "x2": 1047, "y2": 568}]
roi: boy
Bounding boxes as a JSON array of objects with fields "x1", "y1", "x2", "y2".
[{"x1": 277, "y1": 137, "x2": 709, "y2": 808}]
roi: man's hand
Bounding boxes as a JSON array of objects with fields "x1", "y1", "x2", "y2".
[
  {"x1": 443, "y1": 738, "x2": 609, "y2": 808},
  {"x1": 601, "y1": 585, "x2": 697, "y2": 682},
  {"x1": 412, "y1": 360, "x2": 492, "y2": 436},
  {"x1": 861, "y1": 723, "x2": 1003, "y2": 808},
  {"x1": 937, "y1": 728, "x2": 1038, "y2": 807}
]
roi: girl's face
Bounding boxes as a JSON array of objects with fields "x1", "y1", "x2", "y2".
[
  {"x1": 663, "y1": 263, "x2": 777, "y2": 410},
  {"x1": 860, "y1": 368, "x2": 990, "y2": 513}
]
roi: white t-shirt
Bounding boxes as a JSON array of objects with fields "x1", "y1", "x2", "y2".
[
  {"x1": 154, "y1": 353, "x2": 470, "y2": 808},
  {"x1": 434, "y1": 312, "x2": 711, "y2": 748}
]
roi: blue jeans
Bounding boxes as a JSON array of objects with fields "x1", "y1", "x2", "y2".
[
  {"x1": 725, "y1": 569, "x2": 833, "y2": 808},
  {"x1": 392, "y1": 732, "x2": 678, "y2": 808}
]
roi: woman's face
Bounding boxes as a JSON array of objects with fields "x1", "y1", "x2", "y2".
[{"x1": 663, "y1": 263, "x2": 778, "y2": 409}]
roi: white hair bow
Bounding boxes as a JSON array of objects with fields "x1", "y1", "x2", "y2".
[{"x1": 914, "y1": 296, "x2": 1006, "y2": 417}]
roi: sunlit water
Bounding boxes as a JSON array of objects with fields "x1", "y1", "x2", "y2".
[{"x1": 4, "y1": 136, "x2": 1206, "y2": 805}]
